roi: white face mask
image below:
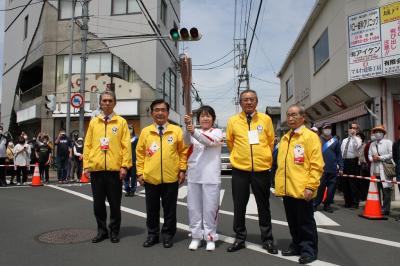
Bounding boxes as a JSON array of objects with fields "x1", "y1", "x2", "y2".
[
  {"x1": 322, "y1": 129, "x2": 332, "y2": 136},
  {"x1": 374, "y1": 132, "x2": 384, "y2": 141},
  {"x1": 370, "y1": 135, "x2": 376, "y2": 141}
]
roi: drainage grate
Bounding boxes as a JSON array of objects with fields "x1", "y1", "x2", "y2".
[{"x1": 37, "y1": 229, "x2": 97, "y2": 244}]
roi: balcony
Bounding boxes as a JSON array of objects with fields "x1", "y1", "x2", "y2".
[{"x1": 19, "y1": 83, "x2": 42, "y2": 103}]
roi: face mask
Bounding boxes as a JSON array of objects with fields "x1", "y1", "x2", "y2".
[
  {"x1": 322, "y1": 129, "x2": 331, "y2": 136},
  {"x1": 23, "y1": 136, "x2": 28, "y2": 140},
  {"x1": 43, "y1": 141, "x2": 48, "y2": 145},
  {"x1": 374, "y1": 132, "x2": 384, "y2": 141},
  {"x1": 129, "y1": 130, "x2": 133, "y2": 134},
  {"x1": 370, "y1": 135, "x2": 376, "y2": 141}
]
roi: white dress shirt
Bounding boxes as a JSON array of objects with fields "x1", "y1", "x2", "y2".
[{"x1": 341, "y1": 136, "x2": 362, "y2": 159}]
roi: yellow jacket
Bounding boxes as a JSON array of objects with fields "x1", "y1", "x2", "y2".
[
  {"x1": 226, "y1": 111, "x2": 274, "y2": 172},
  {"x1": 275, "y1": 126, "x2": 324, "y2": 199},
  {"x1": 136, "y1": 123, "x2": 188, "y2": 185},
  {"x1": 83, "y1": 113, "x2": 132, "y2": 172}
]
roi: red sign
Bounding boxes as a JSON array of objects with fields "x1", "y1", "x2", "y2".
[{"x1": 70, "y1": 93, "x2": 84, "y2": 109}]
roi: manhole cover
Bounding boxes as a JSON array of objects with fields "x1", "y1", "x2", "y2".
[{"x1": 37, "y1": 229, "x2": 97, "y2": 244}]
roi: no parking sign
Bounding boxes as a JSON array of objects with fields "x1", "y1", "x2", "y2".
[{"x1": 70, "y1": 93, "x2": 84, "y2": 109}]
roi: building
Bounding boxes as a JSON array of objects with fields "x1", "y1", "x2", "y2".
[
  {"x1": 2, "y1": 0, "x2": 184, "y2": 140},
  {"x1": 265, "y1": 106, "x2": 283, "y2": 137},
  {"x1": 278, "y1": 0, "x2": 400, "y2": 141}
]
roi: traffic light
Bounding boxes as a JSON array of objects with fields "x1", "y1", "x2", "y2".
[
  {"x1": 45, "y1": 94, "x2": 56, "y2": 111},
  {"x1": 169, "y1": 27, "x2": 202, "y2": 41}
]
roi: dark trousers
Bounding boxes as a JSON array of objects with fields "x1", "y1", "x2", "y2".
[
  {"x1": 74, "y1": 159, "x2": 83, "y2": 179},
  {"x1": 283, "y1": 196, "x2": 318, "y2": 258},
  {"x1": 90, "y1": 171, "x2": 122, "y2": 236},
  {"x1": 0, "y1": 157, "x2": 6, "y2": 185},
  {"x1": 39, "y1": 162, "x2": 49, "y2": 182},
  {"x1": 314, "y1": 172, "x2": 337, "y2": 208},
  {"x1": 56, "y1": 157, "x2": 68, "y2": 181},
  {"x1": 144, "y1": 182, "x2": 179, "y2": 240},
  {"x1": 376, "y1": 176, "x2": 392, "y2": 214},
  {"x1": 343, "y1": 158, "x2": 360, "y2": 207},
  {"x1": 231, "y1": 168, "x2": 273, "y2": 243},
  {"x1": 16, "y1": 166, "x2": 28, "y2": 183},
  {"x1": 124, "y1": 167, "x2": 137, "y2": 193}
]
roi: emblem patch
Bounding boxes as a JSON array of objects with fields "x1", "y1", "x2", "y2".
[
  {"x1": 167, "y1": 135, "x2": 174, "y2": 144},
  {"x1": 257, "y1": 125, "x2": 263, "y2": 133},
  {"x1": 112, "y1": 126, "x2": 118, "y2": 134}
]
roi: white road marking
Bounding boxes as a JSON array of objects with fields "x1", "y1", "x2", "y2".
[
  {"x1": 219, "y1": 189, "x2": 225, "y2": 206},
  {"x1": 47, "y1": 185, "x2": 337, "y2": 266},
  {"x1": 314, "y1": 211, "x2": 340, "y2": 226},
  {"x1": 178, "y1": 185, "x2": 188, "y2": 199},
  {"x1": 246, "y1": 194, "x2": 258, "y2": 215}
]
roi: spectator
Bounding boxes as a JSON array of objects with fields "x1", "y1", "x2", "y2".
[
  {"x1": 55, "y1": 130, "x2": 72, "y2": 183},
  {"x1": 393, "y1": 126, "x2": 400, "y2": 194},
  {"x1": 357, "y1": 132, "x2": 369, "y2": 201},
  {"x1": 83, "y1": 90, "x2": 132, "y2": 244},
  {"x1": 0, "y1": 125, "x2": 8, "y2": 186},
  {"x1": 341, "y1": 122, "x2": 362, "y2": 208},
  {"x1": 313, "y1": 122, "x2": 343, "y2": 213},
  {"x1": 225, "y1": 90, "x2": 278, "y2": 254},
  {"x1": 28, "y1": 136, "x2": 39, "y2": 175},
  {"x1": 68, "y1": 133, "x2": 79, "y2": 182},
  {"x1": 73, "y1": 137, "x2": 84, "y2": 181},
  {"x1": 124, "y1": 125, "x2": 138, "y2": 197},
  {"x1": 368, "y1": 125, "x2": 393, "y2": 216},
  {"x1": 275, "y1": 104, "x2": 324, "y2": 264},
  {"x1": 13, "y1": 136, "x2": 30, "y2": 186},
  {"x1": 36, "y1": 135, "x2": 52, "y2": 183},
  {"x1": 136, "y1": 99, "x2": 187, "y2": 249},
  {"x1": 184, "y1": 105, "x2": 223, "y2": 251},
  {"x1": 6, "y1": 142, "x2": 15, "y2": 185}
]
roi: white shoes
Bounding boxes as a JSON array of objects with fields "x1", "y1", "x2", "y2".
[
  {"x1": 188, "y1": 239, "x2": 201, "y2": 250},
  {"x1": 206, "y1": 241, "x2": 215, "y2": 251}
]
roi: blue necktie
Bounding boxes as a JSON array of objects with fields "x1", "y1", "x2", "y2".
[{"x1": 158, "y1": 126, "x2": 163, "y2": 137}]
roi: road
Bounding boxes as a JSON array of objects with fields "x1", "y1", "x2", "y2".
[{"x1": 1, "y1": 175, "x2": 400, "y2": 266}]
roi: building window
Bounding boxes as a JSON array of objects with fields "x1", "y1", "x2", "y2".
[
  {"x1": 160, "y1": 68, "x2": 177, "y2": 110},
  {"x1": 23, "y1": 15, "x2": 28, "y2": 39},
  {"x1": 313, "y1": 29, "x2": 329, "y2": 72},
  {"x1": 286, "y1": 76, "x2": 293, "y2": 101},
  {"x1": 160, "y1": 0, "x2": 167, "y2": 25},
  {"x1": 59, "y1": 0, "x2": 82, "y2": 20},
  {"x1": 112, "y1": 0, "x2": 140, "y2": 15}
]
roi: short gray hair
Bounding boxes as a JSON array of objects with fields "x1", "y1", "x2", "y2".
[
  {"x1": 287, "y1": 104, "x2": 305, "y2": 116},
  {"x1": 100, "y1": 90, "x2": 116, "y2": 102},
  {"x1": 239, "y1": 89, "x2": 258, "y2": 103}
]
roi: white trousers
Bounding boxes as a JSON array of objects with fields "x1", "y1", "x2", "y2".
[{"x1": 187, "y1": 182, "x2": 220, "y2": 241}]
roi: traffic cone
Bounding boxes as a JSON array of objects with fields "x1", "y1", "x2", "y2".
[
  {"x1": 31, "y1": 163, "x2": 43, "y2": 186},
  {"x1": 80, "y1": 172, "x2": 90, "y2": 183},
  {"x1": 359, "y1": 176, "x2": 388, "y2": 220},
  {"x1": 322, "y1": 187, "x2": 328, "y2": 203}
]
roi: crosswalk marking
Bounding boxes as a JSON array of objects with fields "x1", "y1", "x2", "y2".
[
  {"x1": 246, "y1": 194, "x2": 258, "y2": 215},
  {"x1": 178, "y1": 185, "x2": 188, "y2": 199}
]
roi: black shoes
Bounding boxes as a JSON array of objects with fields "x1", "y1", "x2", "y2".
[
  {"x1": 92, "y1": 233, "x2": 108, "y2": 243},
  {"x1": 143, "y1": 237, "x2": 160, "y2": 247},
  {"x1": 323, "y1": 205, "x2": 333, "y2": 213},
  {"x1": 227, "y1": 241, "x2": 245, "y2": 252},
  {"x1": 125, "y1": 192, "x2": 135, "y2": 197},
  {"x1": 110, "y1": 234, "x2": 120, "y2": 243},
  {"x1": 299, "y1": 256, "x2": 316, "y2": 264},
  {"x1": 262, "y1": 241, "x2": 278, "y2": 254},
  {"x1": 163, "y1": 239, "x2": 173, "y2": 248},
  {"x1": 281, "y1": 248, "x2": 300, "y2": 256}
]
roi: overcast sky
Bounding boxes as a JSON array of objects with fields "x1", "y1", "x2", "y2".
[{"x1": 0, "y1": 0, "x2": 316, "y2": 126}]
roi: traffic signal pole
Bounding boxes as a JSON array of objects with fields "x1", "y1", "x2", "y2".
[
  {"x1": 79, "y1": 0, "x2": 89, "y2": 137},
  {"x1": 66, "y1": 0, "x2": 76, "y2": 137}
]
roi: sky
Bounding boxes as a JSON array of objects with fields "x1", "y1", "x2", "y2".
[
  {"x1": 181, "y1": 0, "x2": 316, "y2": 126},
  {"x1": 0, "y1": 0, "x2": 316, "y2": 126}
]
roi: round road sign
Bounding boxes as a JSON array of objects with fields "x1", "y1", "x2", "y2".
[{"x1": 71, "y1": 93, "x2": 84, "y2": 109}]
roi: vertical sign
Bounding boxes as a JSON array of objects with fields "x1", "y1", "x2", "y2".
[{"x1": 381, "y1": 2, "x2": 400, "y2": 75}]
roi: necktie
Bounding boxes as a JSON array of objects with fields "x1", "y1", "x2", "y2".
[
  {"x1": 343, "y1": 137, "x2": 351, "y2": 158},
  {"x1": 246, "y1": 113, "x2": 252, "y2": 126},
  {"x1": 104, "y1": 115, "x2": 109, "y2": 123},
  {"x1": 290, "y1": 131, "x2": 295, "y2": 138},
  {"x1": 158, "y1": 126, "x2": 163, "y2": 137}
]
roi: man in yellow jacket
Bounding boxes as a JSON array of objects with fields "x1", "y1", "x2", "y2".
[
  {"x1": 225, "y1": 90, "x2": 278, "y2": 254},
  {"x1": 83, "y1": 90, "x2": 132, "y2": 244},
  {"x1": 275, "y1": 104, "x2": 324, "y2": 264},
  {"x1": 136, "y1": 99, "x2": 187, "y2": 248}
]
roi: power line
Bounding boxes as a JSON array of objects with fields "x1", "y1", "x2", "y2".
[
  {"x1": 192, "y1": 57, "x2": 235, "y2": 71},
  {"x1": 247, "y1": 0, "x2": 263, "y2": 59},
  {"x1": 245, "y1": 0, "x2": 253, "y2": 40},
  {"x1": 250, "y1": 74, "x2": 279, "y2": 85},
  {"x1": 91, "y1": 15, "x2": 151, "y2": 26},
  {"x1": 192, "y1": 49, "x2": 234, "y2": 66},
  {"x1": 5, "y1": 0, "x2": 35, "y2": 32}
]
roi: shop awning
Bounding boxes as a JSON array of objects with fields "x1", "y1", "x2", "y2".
[{"x1": 315, "y1": 102, "x2": 368, "y2": 126}]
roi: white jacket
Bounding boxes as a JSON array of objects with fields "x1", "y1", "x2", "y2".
[
  {"x1": 184, "y1": 128, "x2": 223, "y2": 184},
  {"x1": 13, "y1": 144, "x2": 30, "y2": 167},
  {"x1": 368, "y1": 139, "x2": 394, "y2": 188}
]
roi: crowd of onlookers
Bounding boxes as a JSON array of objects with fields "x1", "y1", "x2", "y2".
[{"x1": 304, "y1": 122, "x2": 400, "y2": 216}]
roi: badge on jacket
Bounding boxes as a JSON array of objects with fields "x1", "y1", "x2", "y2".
[
  {"x1": 294, "y1": 144, "x2": 305, "y2": 164},
  {"x1": 167, "y1": 135, "x2": 174, "y2": 144},
  {"x1": 100, "y1": 137, "x2": 110, "y2": 151},
  {"x1": 112, "y1": 126, "x2": 118, "y2": 135},
  {"x1": 146, "y1": 142, "x2": 159, "y2": 156}
]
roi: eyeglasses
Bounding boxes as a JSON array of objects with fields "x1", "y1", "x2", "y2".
[
  {"x1": 286, "y1": 113, "x2": 301, "y2": 118},
  {"x1": 153, "y1": 108, "x2": 168, "y2": 113}
]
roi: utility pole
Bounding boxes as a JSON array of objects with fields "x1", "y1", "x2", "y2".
[
  {"x1": 180, "y1": 54, "x2": 192, "y2": 115},
  {"x1": 66, "y1": 0, "x2": 76, "y2": 136},
  {"x1": 79, "y1": 0, "x2": 89, "y2": 137},
  {"x1": 234, "y1": 38, "x2": 250, "y2": 112}
]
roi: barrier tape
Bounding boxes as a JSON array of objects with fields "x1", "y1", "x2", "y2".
[
  {"x1": 0, "y1": 164, "x2": 39, "y2": 167},
  {"x1": 341, "y1": 174, "x2": 400, "y2": 185}
]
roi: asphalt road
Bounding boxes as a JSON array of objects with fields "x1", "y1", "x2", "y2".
[{"x1": 1, "y1": 175, "x2": 400, "y2": 266}]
